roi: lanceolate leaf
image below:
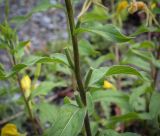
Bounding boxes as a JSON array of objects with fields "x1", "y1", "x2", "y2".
[
  {"x1": 107, "y1": 112, "x2": 151, "y2": 126},
  {"x1": 105, "y1": 65, "x2": 143, "y2": 78},
  {"x1": 11, "y1": 0, "x2": 63, "y2": 24},
  {"x1": 149, "y1": 92, "x2": 160, "y2": 119},
  {"x1": 91, "y1": 91, "x2": 130, "y2": 109},
  {"x1": 44, "y1": 105, "x2": 86, "y2": 136},
  {"x1": 100, "y1": 130, "x2": 140, "y2": 136},
  {"x1": 89, "y1": 65, "x2": 144, "y2": 86},
  {"x1": 75, "y1": 24, "x2": 133, "y2": 43},
  {"x1": 0, "y1": 54, "x2": 69, "y2": 80},
  {"x1": 131, "y1": 25, "x2": 159, "y2": 36},
  {"x1": 31, "y1": 81, "x2": 67, "y2": 98}
]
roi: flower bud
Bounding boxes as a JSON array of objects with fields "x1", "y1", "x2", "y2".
[
  {"x1": 103, "y1": 80, "x2": 113, "y2": 89},
  {"x1": 21, "y1": 75, "x2": 31, "y2": 98}
]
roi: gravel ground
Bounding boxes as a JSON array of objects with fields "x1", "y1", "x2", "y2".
[{"x1": 0, "y1": 0, "x2": 68, "y2": 51}]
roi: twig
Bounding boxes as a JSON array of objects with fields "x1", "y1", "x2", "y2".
[{"x1": 0, "y1": 111, "x2": 24, "y2": 125}]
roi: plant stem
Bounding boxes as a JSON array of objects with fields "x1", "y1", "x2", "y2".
[
  {"x1": 11, "y1": 55, "x2": 38, "y2": 135},
  {"x1": 153, "y1": 44, "x2": 160, "y2": 87},
  {"x1": 64, "y1": 0, "x2": 92, "y2": 136}
]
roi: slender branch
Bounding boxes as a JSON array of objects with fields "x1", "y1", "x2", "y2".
[
  {"x1": 0, "y1": 111, "x2": 24, "y2": 125},
  {"x1": 11, "y1": 54, "x2": 38, "y2": 135},
  {"x1": 153, "y1": 44, "x2": 160, "y2": 87},
  {"x1": 64, "y1": 0, "x2": 92, "y2": 136}
]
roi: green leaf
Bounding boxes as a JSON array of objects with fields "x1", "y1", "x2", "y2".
[
  {"x1": 0, "y1": 0, "x2": 3, "y2": 4},
  {"x1": 90, "y1": 122, "x2": 98, "y2": 136},
  {"x1": 91, "y1": 90, "x2": 130, "y2": 109},
  {"x1": 87, "y1": 92, "x2": 94, "y2": 116},
  {"x1": 149, "y1": 92, "x2": 160, "y2": 119},
  {"x1": 31, "y1": 81, "x2": 66, "y2": 98},
  {"x1": 107, "y1": 112, "x2": 151, "y2": 126},
  {"x1": 79, "y1": 39, "x2": 98, "y2": 56},
  {"x1": 88, "y1": 65, "x2": 144, "y2": 87},
  {"x1": 129, "y1": 83, "x2": 151, "y2": 111},
  {"x1": 34, "y1": 102, "x2": 58, "y2": 126},
  {"x1": 100, "y1": 130, "x2": 140, "y2": 136},
  {"x1": 44, "y1": 105, "x2": 86, "y2": 136},
  {"x1": 89, "y1": 67, "x2": 108, "y2": 86},
  {"x1": 131, "y1": 25, "x2": 159, "y2": 36},
  {"x1": 105, "y1": 65, "x2": 143, "y2": 79},
  {"x1": 11, "y1": 1, "x2": 63, "y2": 25},
  {"x1": 76, "y1": 23, "x2": 133, "y2": 43},
  {"x1": 86, "y1": 53, "x2": 114, "y2": 68},
  {"x1": 31, "y1": 0, "x2": 62, "y2": 13},
  {"x1": 0, "y1": 54, "x2": 69, "y2": 80},
  {"x1": 81, "y1": 5, "x2": 109, "y2": 22},
  {"x1": 122, "y1": 53, "x2": 151, "y2": 72}
]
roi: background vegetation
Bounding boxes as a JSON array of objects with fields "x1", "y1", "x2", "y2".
[{"x1": 0, "y1": 0, "x2": 160, "y2": 136}]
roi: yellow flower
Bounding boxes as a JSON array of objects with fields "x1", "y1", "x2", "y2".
[
  {"x1": 128, "y1": 1, "x2": 138, "y2": 14},
  {"x1": 103, "y1": 80, "x2": 113, "y2": 89},
  {"x1": 20, "y1": 75, "x2": 31, "y2": 98},
  {"x1": 24, "y1": 41, "x2": 31, "y2": 54},
  {"x1": 1, "y1": 123, "x2": 20, "y2": 136},
  {"x1": 128, "y1": 1, "x2": 146, "y2": 14},
  {"x1": 151, "y1": 3, "x2": 156, "y2": 9},
  {"x1": 117, "y1": 0, "x2": 129, "y2": 13}
]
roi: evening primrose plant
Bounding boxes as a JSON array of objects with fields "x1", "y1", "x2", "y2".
[{"x1": 0, "y1": 0, "x2": 160, "y2": 136}]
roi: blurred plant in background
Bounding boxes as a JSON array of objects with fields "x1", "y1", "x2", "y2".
[{"x1": 0, "y1": 0, "x2": 160, "y2": 136}]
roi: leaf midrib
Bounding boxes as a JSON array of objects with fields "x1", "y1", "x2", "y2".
[{"x1": 59, "y1": 109, "x2": 79, "y2": 136}]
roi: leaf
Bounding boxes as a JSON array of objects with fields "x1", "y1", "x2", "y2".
[
  {"x1": 44, "y1": 105, "x2": 86, "y2": 136},
  {"x1": 34, "y1": 102, "x2": 58, "y2": 126},
  {"x1": 89, "y1": 67, "x2": 108, "y2": 86},
  {"x1": 31, "y1": 81, "x2": 66, "y2": 98},
  {"x1": 91, "y1": 90, "x2": 130, "y2": 109},
  {"x1": 129, "y1": 83, "x2": 151, "y2": 111},
  {"x1": 79, "y1": 39, "x2": 98, "y2": 56},
  {"x1": 105, "y1": 65, "x2": 143, "y2": 79},
  {"x1": 149, "y1": 92, "x2": 160, "y2": 119},
  {"x1": 90, "y1": 122, "x2": 98, "y2": 136},
  {"x1": 0, "y1": 54, "x2": 69, "y2": 80},
  {"x1": 130, "y1": 49, "x2": 154, "y2": 62},
  {"x1": 31, "y1": 0, "x2": 62, "y2": 13},
  {"x1": 122, "y1": 53, "x2": 151, "y2": 72},
  {"x1": 11, "y1": 1, "x2": 63, "y2": 25},
  {"x1": 81, "y1": 5, "x2": 109, "y2": 22},
  {"x1": 107, "y1": 112, "x2": 151, "y2": 126},
  {"x1": 87, "y1": 92, "x2": 94, "y2": 116},
  {"x1": 88, "y1": 65, "x2": 144, "y2": 86},
  {"x1": 86, "y1": 53, "x2": 114, "y2": 68},
  {"x1": 131, "y1": 25, "x2": 159, "y2": 36},
  {"x1": 100, "y1": 130, "x2": 140, "y2": 136},
  {"x1": 75, "y1": 23, "x2": 133, "y2": 43},
  {"x1": 0, "y1": 0, "x2": 3, "y2": 4}
]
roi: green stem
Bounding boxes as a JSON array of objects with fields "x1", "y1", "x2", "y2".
[
  {"x1": 11, "y1": 53, "x2": 38, "y2": 135},
  {"x1": 64, "y1": 0, "x2": 92, "y2": 136}
]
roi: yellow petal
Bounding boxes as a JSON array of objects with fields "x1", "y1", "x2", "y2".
[
  {"x1": 1, "y1": 123, "x2": 20, "y2": 136},
  {"x1": 20, "y1": 75, "x2": 31, "y2": 91},
  {"x1": 128, "y1": 2, "x2": 138, "y2": 14},
  {"x1": 103, "y1": 80, "x2": 113, "y2": 89},
  {"x1": 117, "y1": 0, "x2": 128, "y2": 12},
  {"x1": 151, "y1": 3, "x2": 156, "y2": 9}
]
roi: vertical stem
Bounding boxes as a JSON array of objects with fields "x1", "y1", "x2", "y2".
[
  {"x1": 64, "y1": 0, "x2": 92, "y2": 136},
  {"x1": 153, "y1": 44, "x2": 160, "y2": 87},
  {"x1": 115, "y1": 46, "x2": 121, "y2": 90},
  {"x1": 11, "y1": 55, "x2": 38, "y2": 135}
]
